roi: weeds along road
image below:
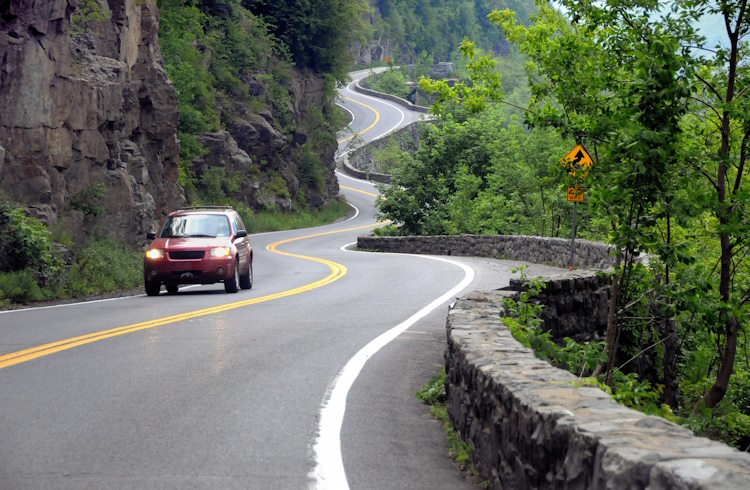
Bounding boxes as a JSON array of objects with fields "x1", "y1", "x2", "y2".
[{"x1": 0, "y1": 73, "x2": 564, "y2": 489}]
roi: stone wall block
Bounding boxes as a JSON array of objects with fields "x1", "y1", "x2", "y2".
[{"x1": 445, "y1": 290, "x2": 750, "y2": 489}]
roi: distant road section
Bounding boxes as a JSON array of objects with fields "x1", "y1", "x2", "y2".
[{"x1": 336, "y1": 68, "x2": 424, "y2": 156}]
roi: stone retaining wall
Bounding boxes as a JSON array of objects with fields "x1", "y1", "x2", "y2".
[
  {"x1": 352, "y1": 79, "x2": 430, "y2": 113},
  {"x1": 357, "y1": 234, "x2": 617, "y2": 270},
  {"x1": 341, "y1": 151, "x2": 392, "y2": 183},
  {"x1": 509, "y1": 271, "x2": 611, "y2": 341},
  {"x1": 446, "y1": 289, "x2": 750, "y2": 489}
]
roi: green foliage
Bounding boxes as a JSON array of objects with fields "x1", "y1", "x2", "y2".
[
  {"x1": 240, "y1": 198, "x2": 350, "y2": 234},
  {"x1": 242, "y1": 0, "x2": 368, "y2": 80},
  {"x1": 419, "y1": 39, "x2": 503, "y2": 117},
  {"x1": 416, "y1": 368, "x2": 446, "y2": 405},
  {"x1": 71, "y1": 0, "x2": 112, "y2": 34},
  {"x1": 0, "y1": 230, "x2": 143, "y2": 306},
  {"x1": 62, "y1": 239, "x2": 143, "y2": 297},
  {"x1": 371, "y1": 138, "x2": 414, "y2": 175},
  {"x1": 502, "y1": 270, "x2": 607, "y2": 378},
  {"x1": 376, "y1": 107, "x2": 574, "y2": 237},
  {"x1": 417, "y1": 369, "x2": 481, "y2": 481},
  {"x1": 196, "y1": 167, "x2": 241, "y2": 204},
  {"x1": 0, "y1": 203, "x2": 57, "y2": 282},
  {"x1": 0, "y1": 269, "x2": 51, "y2": 305},
  {"x1": 158, "y1": 0, "x2": 345, "y2": 212},
  {"x1": 365, "y1": 68, "x2": 411, "y2": 99},
  {"x1": 489, "y1": 0, "x2": 750, "y2": 417},
  {"x1": 680, "y1": 370, "x2": 750, "y2": 449},
  {"x1": 70, "y1": 184, "x2": 106, "y2": 216},
  {"x1": 370, "y1": 0, "x2": 535, "y2": 63}
]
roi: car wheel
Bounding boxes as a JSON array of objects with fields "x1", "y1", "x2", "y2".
[
  {"x1": 240, "y1": 261, "x2": 253, "y2": 290},
  {"x1": 166, "y1": 283, "x2": 179, "y2": 294},
  {"x1": 225, "y1": 258, "x2": 240, "y2": 293},
  {"x1": 145, "y1": 280, "x2": 161, "y2": 296}
]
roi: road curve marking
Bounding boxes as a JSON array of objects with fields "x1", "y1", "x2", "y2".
[
  {"x1": 310, "y1": 254, "x2": 475, "y2": 489},
  {"x1": 336, "y1": 96, "x2": 381, "y2": 144},
  {"x1": 0, "y1": 223, "x2": 380, "y2": 370},
  {"x1": 339, "y1": 184, "x2": 378, "y2": 198}
]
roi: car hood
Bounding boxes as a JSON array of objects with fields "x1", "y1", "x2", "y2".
[{"x1": 152, "y1": 237, "x2": 231, "y2": 249}]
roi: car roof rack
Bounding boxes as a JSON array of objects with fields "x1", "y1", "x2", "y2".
[{"x1": 175, "y1": 205, "x2": 234, "y2": 211}]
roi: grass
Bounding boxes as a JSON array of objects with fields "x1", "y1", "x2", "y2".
[
  {"x1": 416, "y1": 369, "x2": 488, "y2": 487},
  {"x1": 0, "y1": 237, "x2": 144, "y2": 308},
  {"x1": 243, "y1": 198, "x2": 352, "y2": 234}
]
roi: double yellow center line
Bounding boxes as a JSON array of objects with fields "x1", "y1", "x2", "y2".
[
  {"x1": 337, "y1": 96, "x2": 381, "y2": 144},
  {"x1": 0, "y1": 222, "x2": 378, "y2": 370}
]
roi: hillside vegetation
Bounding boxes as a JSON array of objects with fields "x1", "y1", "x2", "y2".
[
  {"x1": 376, "y1": 0, "x2": 750, "y2": 449},
  {"x1": 0, "y1": 0, "x2": 367, "y2": 306},
  {"x1": 369, "y1": 0, "x2": 534, "y2": 61},
  {"x1": 158, "y1": 0, "x2": 366, "y2": 213}
]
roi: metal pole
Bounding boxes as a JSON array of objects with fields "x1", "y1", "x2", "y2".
[{"x1": 569, "y1": 201, "x2": 577, "y2": 269}]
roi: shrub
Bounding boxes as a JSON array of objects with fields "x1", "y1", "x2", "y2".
[
  {"x1": 0, "y1": 269, "x2": 50, "y2": 305},
  {"x1": 62, "y1": 239, "x2": 142, "y2": 297},
  {"x1": 0, "y1": 202, "x2": 57, "y2": 279}
]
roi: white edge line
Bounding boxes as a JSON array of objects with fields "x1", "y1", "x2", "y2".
[
  {"x1": 336, "y1": 102, "x2": 356, "y2": 121},
  {"x1": 346, "y1": 202, "x2": 360, "y2": 221},
  {"x1": 340, "y1": 84, "x2": 406, "y2": 143},
  {"x1": 335, "y1": 170, "x2": 378, "y2": 188},
  {"x1": 310, "y1": 250, "x2": 475, "y2": 490},
  {"x1": 0, "y1": 284, "x2": 207, "y2": 314},
  {"x1": 334, "y1": 102, "x2": 358, "y2": 160}
]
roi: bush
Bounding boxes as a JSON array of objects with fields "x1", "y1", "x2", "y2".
[
  {"x1": 0, "y1": 202, "x2": 58, "y2": 281},
  {"x1": 62, "y1": 239, "x2": 143, "y2": 297},
  {"x1": 0, "y1": 269, "x2": 51, "y2": 305},
  {"x1": 366, "y1": 68, "x2": 411, "y2": 99}
]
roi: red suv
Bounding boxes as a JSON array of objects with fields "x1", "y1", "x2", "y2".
[{"x1": 144, "y1": 207, "x2": 253, "y2": 296}]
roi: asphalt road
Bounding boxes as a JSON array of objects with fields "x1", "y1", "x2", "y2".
[{"x1": 0, "y1": 73, "x2": 565, "y2": 489}]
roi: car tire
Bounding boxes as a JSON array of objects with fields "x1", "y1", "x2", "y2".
[
  {"x1": 166, "y1": 283, "x2": 179, "y2": 294},
  {"x1": 225, "y1": 258, "x2": 240, "y2": 293},
  {"x1": 145, "y1": 280, "x2": 161, "y2": 296},
  {"x1": 240, "y1": 261, "x2": 253, "y2": 290}
]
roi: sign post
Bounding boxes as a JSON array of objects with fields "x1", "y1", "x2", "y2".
[{"x1": 560, "y1": 145, "x2": 594, "y2": 269}]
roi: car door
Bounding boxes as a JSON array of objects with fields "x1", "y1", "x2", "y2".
[{"x1": 231, "y1": 213, "x2": 251, "y2": 269}]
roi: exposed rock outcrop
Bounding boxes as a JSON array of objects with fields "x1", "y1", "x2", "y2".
[
  {"x1": 349, "y1": 36, "x2": 395, "y2": 65},
  {"x1": 212, "y1": 67, "x2": 339, "y2": 210},
  {"x1": 0, "y1": 0, "x2": 184, "y2": 244}
]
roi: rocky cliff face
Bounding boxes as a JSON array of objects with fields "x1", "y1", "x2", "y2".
[
  {"x1": 348, "y1": 5, "x2": 396, "y2": 65},
  {"x1": 194, "y1": 68, "x2": 338, "y2": 212},
  {"x1": 0, "y1": 0, "x2": 184, "y2": 245}
]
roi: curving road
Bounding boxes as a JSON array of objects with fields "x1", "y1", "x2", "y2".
[{"x1": 0, "y1": 73, "x2": 565, "y2": 489}]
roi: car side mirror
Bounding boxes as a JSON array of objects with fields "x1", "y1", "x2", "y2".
[
  {"x1": 146, "y1": 232, "x2": 156, "y2": 240},
  {"x1": 235, "y1": 230, "x2": 248, "y2": 239}
]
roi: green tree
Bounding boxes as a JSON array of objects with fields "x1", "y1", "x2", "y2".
[
  {"x1": 241, "y1": 0, "x2": 368, "y2": 80},
  {"x1": 676, "y1": 0, "x2": 750, "y2": 410},
  {"x1": 493, "y1": 0, "x2": 750, "y2": 411}
]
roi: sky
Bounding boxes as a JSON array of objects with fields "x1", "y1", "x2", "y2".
[{"x1": 697, "y1": 12, "x2": 727, "y2": 48}]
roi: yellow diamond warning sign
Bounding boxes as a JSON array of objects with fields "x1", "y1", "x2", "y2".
[{"x1": 560, "y1": 144, "x2": 594, "y2": 179}]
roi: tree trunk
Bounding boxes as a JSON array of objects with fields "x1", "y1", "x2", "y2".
[
  {"x1": 699, "y1": 8, "x2": 741, "y2": 408},
  {"x1": 661, "y1": 316, "x2": 679, "y2": 409},
  {"x1": 605, "y1": 255, "x2": 622, "y2": 386},
  {"x1": 702, "y1": 315, "x2": 739, "y2": 409}
]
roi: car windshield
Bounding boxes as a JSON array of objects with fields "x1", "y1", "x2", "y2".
[{"x1": 160, "y1": 214, "x2": 231, "y2": 238}]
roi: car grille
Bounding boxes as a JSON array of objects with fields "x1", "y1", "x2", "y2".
[{"x1": 169, "y1": 251, "x2": 205, "y2": 260}]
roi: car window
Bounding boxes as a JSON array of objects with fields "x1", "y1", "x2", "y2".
[
  {"x1": 160, "y1": 215, "x2": 230, "y2": 238},
  {"x1": 232, "y1": 214, "x2": 245, "y2": 232}
]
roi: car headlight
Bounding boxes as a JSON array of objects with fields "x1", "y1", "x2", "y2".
[
  {"x1": 210, "y1": 247, "x2": 231, "y2": 257},
  {"x1": 145, "y1": 249, "x2": 164, "y2": 260}
]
